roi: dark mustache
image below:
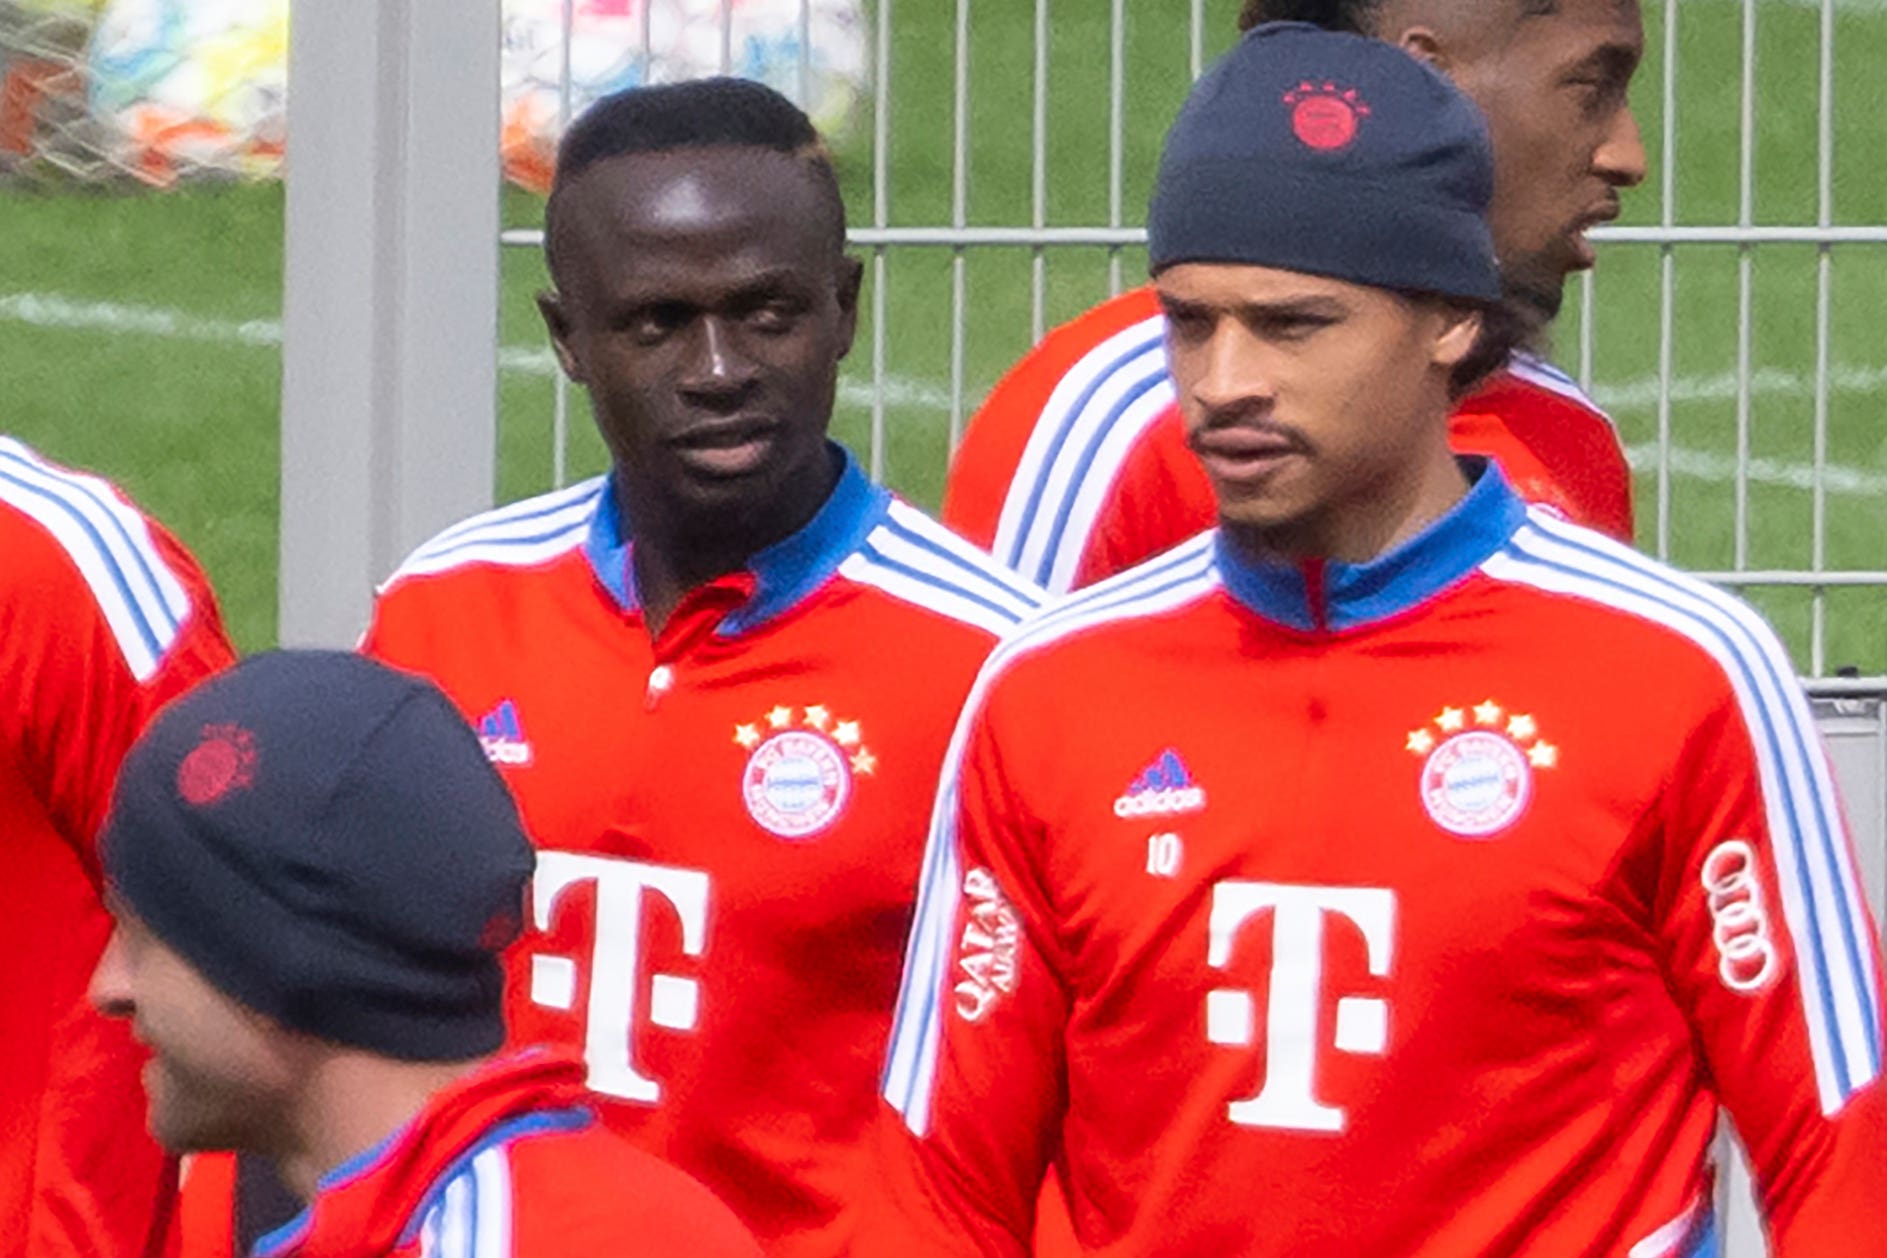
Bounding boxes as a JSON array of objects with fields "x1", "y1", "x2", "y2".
[{"x1": 1188, "y1": 407, "x2": 1311, "y2": 452}]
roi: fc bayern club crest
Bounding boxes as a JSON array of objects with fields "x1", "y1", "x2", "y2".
[
  {"x1": 734, "y1": 705, "x2": 876, "y2": 840},
  {"x1": 177, "y1": 723, "x2": 258, "y2": 807},
  {"x1": 1406, "y1": 700, "x2": 1557, "y2": 838},
  {"x1": 1283, "y1": 80, "x2": 1370, "y2": 152}
]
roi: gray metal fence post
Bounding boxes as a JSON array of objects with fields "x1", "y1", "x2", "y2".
[{"x1": 278, "y1": 0, "x2": 501, "y2": 647}]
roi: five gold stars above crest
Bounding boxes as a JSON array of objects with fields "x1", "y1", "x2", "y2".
[
  {"x1": 1407, "y1": 698, "x2": 1558, "y2": 769},
  {"x1": 734, "y1": 705, "x2": 877, "y2": 777}
]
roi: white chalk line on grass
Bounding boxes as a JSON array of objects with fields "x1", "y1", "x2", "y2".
[
  {"x1": 0, "y1": 291, "x2": 952, "y2": 413},
  {"x1": 1594, "y1": 364, "x2": 1887, "y2": 412},
  {"x1": 0, "y1": 290, "x2": 284, "y2": 349},
  {"x1": 1624, "y1": 443, "x2": 1887, "y2": 496},
  {"x1": 4, "y1": 289, "x2": 1884, "y2": 497}
]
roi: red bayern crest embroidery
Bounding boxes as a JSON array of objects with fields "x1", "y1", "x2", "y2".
[
  {"x1": 177, "y1": 723, "x2": 258, "y2": 806},
  {"x1": 1283, "y1": 81, "x2": 1370, "y2": 151}
]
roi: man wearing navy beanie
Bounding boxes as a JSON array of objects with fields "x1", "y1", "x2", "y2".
[
  {"x1": 866, "y1": 24, "x2": 1886, "y2": 1256},
  {"x1": 89, "y1": 651, "x2": 761, "y2": 1256},
  {"x1": 1145, "y1": 21, "x2": 1497, "y2": 557}
]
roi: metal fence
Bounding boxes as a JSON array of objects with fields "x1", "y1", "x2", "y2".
[
  {"x1": 498, "y1": 0, "x2": 1886, "y2": 688},
  {"x1": 293, "y1": 1, "x2": 1884, "y2": 1253}
]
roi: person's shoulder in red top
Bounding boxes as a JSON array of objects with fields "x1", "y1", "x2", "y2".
[
  {"x1": 1448, "y1": 351, "x2": 1633, "y2": 542},
  {"x1": 943, "y1": 287, "x2": 1635, "y2": 594},
  {"x1": 941, "y1": 286, "x2": 1168, "y2": 558},
  {"x1": 0, "y1": 435, "x2": 235, "y2": 835},
  {"x1": 251, "y1": 1051, "x2": 761, "y2": 1258},
  {"x1": 0, "y1": 434, "x2": 234, "y2": 1258}
]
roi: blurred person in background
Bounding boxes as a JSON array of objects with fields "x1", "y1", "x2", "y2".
[
  {"x1": 944, "y1": 0, "x2": 1648, "y2": 593},
  {"x1": 91, "y1": 651, "x2": 762, "y2": 1258},
  {"x1": 0, "y1": 435, "x2": 233, "y2": 1258}
]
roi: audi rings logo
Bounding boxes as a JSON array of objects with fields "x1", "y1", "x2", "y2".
[{"x1": 1702, "y1": 840, "x2": 1780, "y2": 994}]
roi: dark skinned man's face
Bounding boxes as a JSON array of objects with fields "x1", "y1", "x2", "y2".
[
  {"x1": 540, "y1": 147, "x2": 862, "y2": 544},
  {"x1": 1244, "y1": 0, "x2": 1649, "y2": 335},
  {"x1": 1440, "y1": 0, "x2": 1648, "y2": 327}
]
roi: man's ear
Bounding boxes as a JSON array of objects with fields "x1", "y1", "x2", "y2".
[
  {"x1": 833, "y1": 255, "x2": 865, "y2": 361},
  {"x1": 536, "y1": 290, "x2": 586, "y2": 385},
  {"x1": 1397, "y1": 27, "x2": 1448, "y2": 74},
  {"x1": 1431, "y1": 302, "x2": 1484, "y2": 372}
]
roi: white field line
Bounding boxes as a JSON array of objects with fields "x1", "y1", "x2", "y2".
[
  {"x1": 0, "y1": 291, "x2": 953, "y2": 413},
  {"x1": 4, "y1": 290, "x2": 1884, "y2": 497},
  {"x1": 1623, "y1": 443, "x2": 1887, "y2": 496},
  {"x1": 1592, "y1": 363, "x2": 1887, "y2": 412}
]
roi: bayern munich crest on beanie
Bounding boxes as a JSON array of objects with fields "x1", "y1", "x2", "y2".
[
  {"x1": 100, "y1": 650, "x2": 536, "y2": 1062},
  {"x1": 1147, "y1": 22, "x2": 1499, "y2": 303}
]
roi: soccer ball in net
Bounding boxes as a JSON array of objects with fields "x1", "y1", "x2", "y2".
[
  {"x1": 75, "y1": 0, "x2": 867, "y2": 189},
  {"x1": 501, "y1": 0, "x2": 870, "y2": 194},
  {"x1": 0, "y1": 0, "x2": 109, "y2": 180},
  {"x1": 85, "y1": 0, "x2": 286, "y2": 184}
]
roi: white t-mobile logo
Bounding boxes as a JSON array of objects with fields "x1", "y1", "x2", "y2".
[
  {"x1": 1207, "y1": 881, "x2": 1397, "y2": 1133},
  {"x1": 528, "y1": 851, "x2": 711, "y2": 1104}
]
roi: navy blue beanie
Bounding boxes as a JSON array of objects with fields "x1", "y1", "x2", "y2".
[
  {"x1": 100, "y1": 651, "x2": 535, "y2": 1062},
  {"x1": 1148, "y1": 22, "x2": 1499, "y2": 303}
]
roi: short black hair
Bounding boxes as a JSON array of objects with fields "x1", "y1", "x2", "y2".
[
  {"x1": 1446, "y1": 296, "x2": 1524, "y2": 400},
  {"x1": 544, "y1": 77, "x2": 847, "y2": 285},
  {"x1": 1237, "y1": 0, "x2": 1386, "y2": 34}
]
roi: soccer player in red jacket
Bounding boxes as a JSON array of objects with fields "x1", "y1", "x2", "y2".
[
  {"x1": 90, "y1": 651, "x2": 762, "y2": 1258},
  {"x1": 869, "y1": 26, "x2": 1885, "y2": 1257},
  {"x1": 0, "y1": 436, "x2": 234, "y2": 1258},
  {"x1": 358, "y1": 80, "x2": 1041, "y2": 1256},
  {"x1": 943, "y1": 0, "x2": 1647, "y2": 592}
]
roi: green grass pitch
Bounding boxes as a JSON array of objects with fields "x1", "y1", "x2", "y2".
[{"x1": 1, "y1": 0, "x2": 1883, "y2": 669}]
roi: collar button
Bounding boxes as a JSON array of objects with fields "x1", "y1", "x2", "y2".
[{"x1": 645, "y1": 665, "x2": 676, "y2": 709}]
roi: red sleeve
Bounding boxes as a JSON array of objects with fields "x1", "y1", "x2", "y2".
[
  {"x1": 1655, "y1": 675, "x2": 1887, "y2": 1251},
  {"x1": 866, "y1": 680, "x2": 1071, "y2": 1255},
  {"x1": 3, "y1": 511, "x2": 234, "y2": 865},
  {"x1": 943, "y1": 365, "x2": 1054, "y2": 552},
  {"x1": 1449, "y1": 370, "x2": 1635, "y2": 543},
  {"x1": 1069, "y1": 407, "x2": 1217, "y2": 590},
  {"x1": 943, "y1": 289, "x2": 1166, "y2": 551}
]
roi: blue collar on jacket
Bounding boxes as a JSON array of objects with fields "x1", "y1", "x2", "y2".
[
  {"x1": 1214, "y1": 460, "x2": 1529, "y2": 633},
  {"x1": 583, "y1": 443, "x2": 891, "y2": 634}
]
